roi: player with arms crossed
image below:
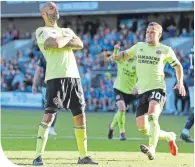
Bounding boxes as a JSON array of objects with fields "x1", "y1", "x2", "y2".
[
  {"x1": 105, "y1": 48, "x2": 137, "y2": 140},
  {"x1": 109, "y1": 22, "x2": 186, "y2": 160},
  {"x1": 33, "y1": 2, "x2": 97, "y2": 165},
  {"x1": 32, "y1": 53, "x2": 58, "y2": 136}
]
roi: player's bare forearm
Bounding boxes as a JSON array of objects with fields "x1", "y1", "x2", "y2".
[
  {"x1": 65, "y1": 37, "x2": 83, "y2": 50},
  {"x1": 33, "y1": 66, "x2": 41, "y2": 87},
  {"x1": 173, "y1": 63, "x2": 186, "y2": 96},
  {"x1": 109, "y1": 51, "x2": 129, "y2": 61},
  {"x1": 174, "y1": 64, "x2": 184, "y2": 83},
  {"x1": 44, "y1": 36, "x2": 72, "y2": 49}
]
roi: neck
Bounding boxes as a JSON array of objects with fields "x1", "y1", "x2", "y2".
[
  {"x1": 148, "y1": 41, "x2": 160, "y2": 46},
  {"x1": 45, "y1": 22, "x2": 58, "y2": 27}
]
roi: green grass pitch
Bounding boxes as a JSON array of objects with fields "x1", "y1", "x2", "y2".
[{"x1": 1, "y1": 109, "x2": 194, "y2": 167}]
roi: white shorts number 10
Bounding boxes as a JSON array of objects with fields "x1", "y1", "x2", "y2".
[{"x1": 151, "y1": 91, "x2": 161, "y2": 100}]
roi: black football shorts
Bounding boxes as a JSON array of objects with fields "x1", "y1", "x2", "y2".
[
  {"x1": 45, "y1": 78, "x2": 85, "y2": 116},
  {"x1": 136, "y1": 89, "x2": 166, "y2": 117}
]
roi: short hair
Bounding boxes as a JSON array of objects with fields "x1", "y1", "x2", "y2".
[
  {"x1": 148, "y1": 22, "x2": 163, "y2": 33},
  {"x1": 39, "y1": 2, "x2": 55, "y2": 13}
]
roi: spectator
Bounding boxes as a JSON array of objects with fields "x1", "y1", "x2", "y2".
[
  {"x1": 16, "y1": 82, "x2": 27, "y2": 92},
  {"x1": 1, "y1": 81, "x2": 9, "y2": 91},
  {"x1": 179, "y1": 13, "x2": 190, "y2": 34},
  {"x1": 162, "y1": 16, "x2": 177, "y2": 38},
  {"x1": 11, "y1": 69, "x2": 24, "y2": 90},
  {"x1": 180, "y1": 28, "x2": 189, "y2": 38},
  {"x1": 105, "y1": 87, "x2": 115, "y2": 111},
  {"x1": 88, "y1": 88, "x2": 99, "y2": 111}
]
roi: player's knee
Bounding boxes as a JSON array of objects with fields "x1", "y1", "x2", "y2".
[
  {"x1": 117, "y1": 101, "x2": 126, "y2": 112},
  {"x1": 119, "y1": 108, "x2": 126, "y2": 112},
  {"x1": 72, "y1": 105, "x2": 85, "y2": 116},
  {"x1": 73, "y1": 111, "x2": 86, "y2": 126},
  {"x1": 42, "y1": 113, "x2": 56, "y2": 125},
  {"x1": 138, "y1": 128, "x2": 149, "y2": 136}
]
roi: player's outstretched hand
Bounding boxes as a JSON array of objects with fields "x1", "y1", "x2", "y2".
[
  {"x1": 114, "y1": 43, "x2": 120, "y2": 50},
  {"x1": 107, "y1": 43, "x2": 121, "y2": 62},
  {"x1": 173, "y1": 82, "x2": 186, "y2": 96},
  {"x1": 32, "y1": 85, "x2": 38, "y2": 94}
]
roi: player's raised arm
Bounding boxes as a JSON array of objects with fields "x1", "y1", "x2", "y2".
[
  {"x1": 108, "y1": 44, "x2": 127, "y2": 61},
  {"x1": 108, "y1": 43, "x2": 137, "y2": 61},
  {"x1": 166, "y1": 48, "x2": 186, "y2": 96}
]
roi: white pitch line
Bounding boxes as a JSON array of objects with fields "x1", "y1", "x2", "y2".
[
  {"x1": 1, "y1": 135, "x2": 184, "y2": 141},
  {"x1": 1, "y1": 135, "x2": 148, "y2": 140}
]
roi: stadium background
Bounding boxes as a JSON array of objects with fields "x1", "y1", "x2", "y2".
[{"x1": 1, "y1": 1, "x2": 194, "y2": 167}]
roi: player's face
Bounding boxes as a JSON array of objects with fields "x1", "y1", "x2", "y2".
[
  {"x1": 146, "y1": 26, "x2": 161, "y2": 44},
  {"x1": 45, "y1": 3, "x2": 59, "y2": 22}
]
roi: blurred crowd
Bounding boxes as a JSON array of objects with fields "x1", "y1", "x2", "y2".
[
  {"x1": 1, "y1": 14, "x2": 194, "y2": 112},
  {"x1": 1, "y1": 23, "x2": 20, "y2": 45},
  {"x1": 162, "y1": 14, "x2": 194, "y2": 38}
]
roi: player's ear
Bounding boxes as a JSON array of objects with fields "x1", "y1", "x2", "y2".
[
  {"x1": 41, "y1": 12, "x2": 47, "y2": 20},
  {"x1": 158, "y1": 33, "x2": 162, "y2": 39},
  {"x1": 41, "y1": 11, "x2": 46, "y2": 17}
]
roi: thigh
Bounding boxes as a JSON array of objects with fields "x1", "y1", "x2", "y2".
[
  {"x1": 125, "y1": 94, "x2": 136, "y2": 108},
  {"x1": 69, "y1": 78, "x2": 86, "y2": 116},
  {"x1": 148, "y1": 89, "x2": 166, "y2": 111},
  {"x1": 114, "y1": 89, "x2": 126, "y2": 111},
  {"x1": 45, "y1": 79, "x2": 64, "y2": 112},
  {"x1": 136, "y1": 93, "x2": 149, "y2": 117},
  {"x1": 148, "y1": 100, "x2": 162, "y2": 116},
  {"x1": 114, "y1": 89, "x2": 125, "y2": 102}
]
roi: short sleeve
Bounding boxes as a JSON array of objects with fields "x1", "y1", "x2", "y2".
[
  {"x1": 37, "y1": 59, "x2": 42, "y2": 67},
  {"x1": 37, "y1": 54, "x2": 46, "y2": 70},
  {"x1": 35, "y1": 28, "x2": 56, "y2": 46},
  {"x1": 125, "y1": 44, "x2": 137, "y2": 60},
  {"x1": 62, "y1": 28, "x2": 76, "y2": 38},
  {"x1": 37, "y1": 55, "x2": 44, "y2": 68},
  {"x1": 116, "y1": 60, "x2": 123, "y2": 64},
  {"x1": 165, "y1": 47, "x2": 181, "y2": 68}
]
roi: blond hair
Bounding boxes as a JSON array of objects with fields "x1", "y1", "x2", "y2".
[{"x1": 148, "y1": 22, "x2": 163, "y2": 33}]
